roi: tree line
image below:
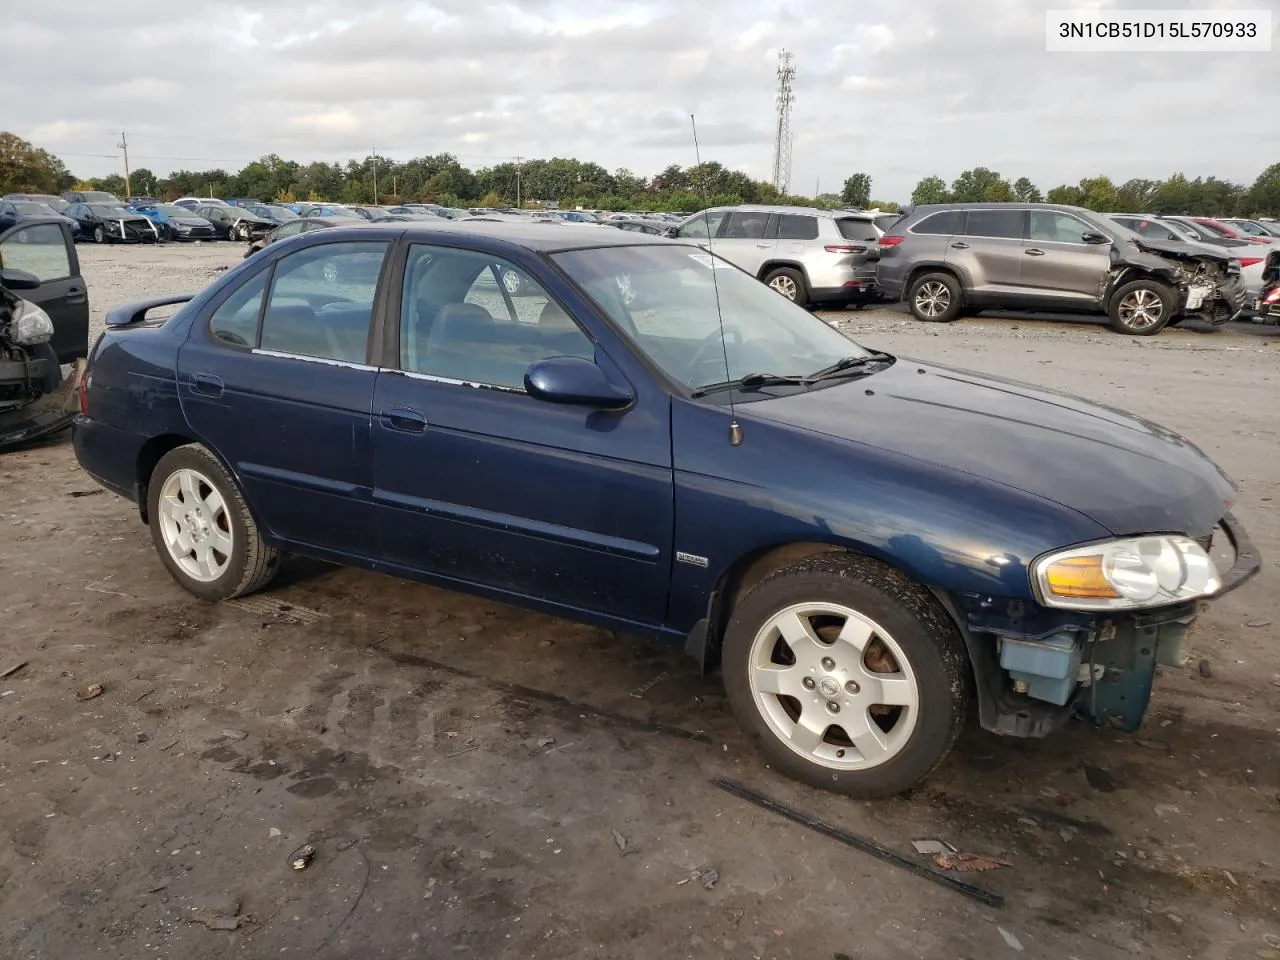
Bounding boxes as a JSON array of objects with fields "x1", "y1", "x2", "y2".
[
  {"x1": 1, "y1": 131, "x2": 901, "y2": 213},
  {"x1": 4, "y1": 131, "x2": 1277, "y2": 217},
  {"x1": 909, "y1": 166, "x2": 1280, "y2": 216}
]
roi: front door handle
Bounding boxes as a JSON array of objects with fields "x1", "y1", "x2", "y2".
[
  {"x1": 380, "y1": 406, "x2": 427, "y2": 434},
  {"x1": 1025, "y1": 248, "x2": 1046, "y2": 256},
  {"x1": 66, "y1": 285, "x2": 87, "y2": 305},
  {"x1": 192, "y1": 373, "x2": 224, "y2": 397},
  {"x1": 756, "y1": 241, "x2": 772, "y2": 248},
  {"x1": 950, "y1": 242, "x2": 969, "y2": 249}
]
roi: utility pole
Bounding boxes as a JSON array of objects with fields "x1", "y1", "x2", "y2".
[
  {"x1": 515, "y1": 155, "x2": 523, "y2": 209},
  {"x1": 371, "y1": 146, "x2": 378, "y2": 203},
  {"x1": 392, "y1": 175, "x2": 397, "y2": 202},
  {"x1": 118, "y1": 131, "x2": 132, "y2": 198}
]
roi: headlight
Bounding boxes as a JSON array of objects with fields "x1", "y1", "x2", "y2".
[
  {"x1": 103, "y1": 220, "x2": 120, "y2": 231},
  {"x1": 1033, "y1": 536, "x2": 1220, "y2": 611},
  {"x1": 10, "y1": 298, "x2": 54, "y2": 345}
]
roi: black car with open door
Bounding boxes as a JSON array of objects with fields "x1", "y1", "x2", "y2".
[{"x1": 0, "y1": 219, "x2": 90, "y2": 446}]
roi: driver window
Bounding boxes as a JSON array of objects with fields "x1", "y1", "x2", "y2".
[
  {"x1": 400, "y1": 244, "x2": 593, "y2": 391},
  {"x1": 1029, "y1": 212, "x2": 1089, "y2": 244}
]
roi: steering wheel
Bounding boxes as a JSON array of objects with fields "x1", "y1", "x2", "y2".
[{"x1": 686, "y1": 325, "x2": 742, "y2": 382}]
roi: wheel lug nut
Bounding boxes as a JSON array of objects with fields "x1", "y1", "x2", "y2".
[
  {"x1": 826, "y1": 702, "x2": 840, "y2": 714},
  {"x1": 821, "y1": 657, "x2": 835, "y2": 670},
  {"x1": 845, "y1": 681, "x2": 860, "y2": 695},
  {"x1": 802, "y1": 677, "x2": 816, "y2": 690}
]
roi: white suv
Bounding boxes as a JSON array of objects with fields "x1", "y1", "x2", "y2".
[{"x1": 673, "y1": 206, "x2": 895, "y2": 308}]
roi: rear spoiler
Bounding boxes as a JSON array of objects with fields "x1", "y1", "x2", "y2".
[{"x1": 105, "y1": 293, "x2": 197, "y2": 327}]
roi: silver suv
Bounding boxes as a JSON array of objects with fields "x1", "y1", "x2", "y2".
[
  {"x1": 875, "y1": 203, "x2": 1247, "y2": 335},
  {"x1": 673, "y1": 206, "x2": 895, "y2": 308}
]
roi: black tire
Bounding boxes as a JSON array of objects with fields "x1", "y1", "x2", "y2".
[
  {"x1": 92, "y1": 225, "x2": 104, "y2": 244},
  {"x1": 763, "y1": 267, "x2": 809, "y2": 308},
  {"x1": 907, "y1": 272, "x2": 962, "y2": 322},
  {"x1": 722, "y1": 553, "x2": 970, "y2": 798},
  {"x1": 147, "y1": 444, "x2": 281, "y2": 602},
  {"x1": 1108, "y1": 278, "x2": 1175, "y2": 335},
  {"x1": 957, "y1": 307, "x2": 983, "y2": 317}
]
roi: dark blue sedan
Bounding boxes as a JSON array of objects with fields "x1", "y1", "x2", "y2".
[{"x1": 71, "y1": 222, "x2": 1259, "y2": 796}]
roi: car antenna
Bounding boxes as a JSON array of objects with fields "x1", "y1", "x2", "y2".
[{"x1": 691, "y1": 113, "x2": 742, "y2": 447}]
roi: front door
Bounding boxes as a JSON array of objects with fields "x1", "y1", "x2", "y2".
[
  {"x1": 1022, "y1": 210, "x2": 1113, "y2": 306},
  {"x1": 710, "y1": 210, "x2": 776, "y2": 277},
  {"x1": 0, "y1": 221, "x2": 89, "y2": 362},
  {"x1": 371, "y1": 243, "x2": 674, "y2": 624},
  {"x1": 178, "y1": 239, "x2": 390, "y2": 558}
]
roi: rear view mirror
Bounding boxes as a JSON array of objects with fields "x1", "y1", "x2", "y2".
[
  {"x1": 524, "y1": 357, "x2": 633, "y2": 409},
  {"x1": 0, "y1": 268, "x2": 41, "y2": 290},
  {"x1": 1081, "y1": 231, "x2": 1110, "y2": 245}
]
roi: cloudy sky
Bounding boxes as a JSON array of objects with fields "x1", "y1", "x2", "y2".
[{"x1": 5, "y1": 0, "x2": 1277, "y2": 200}]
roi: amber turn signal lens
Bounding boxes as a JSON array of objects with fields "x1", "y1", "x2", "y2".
[{"x1": 1042, "y1": 555, "x2": 1119, "y2": 599}]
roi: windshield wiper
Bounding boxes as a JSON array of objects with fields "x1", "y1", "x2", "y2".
[
  {"x1": 803, "y1": 352, "x2": 893, "y2": 383},
  {"x1": 691, "y1": 372, "x2": 808, "y2": 398}
]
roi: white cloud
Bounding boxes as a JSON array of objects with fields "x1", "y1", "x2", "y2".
[{"x1": 1, "y1": 0, "x2": 1274, "y2": 201}]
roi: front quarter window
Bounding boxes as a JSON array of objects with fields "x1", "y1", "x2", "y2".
[{"x1": 553, "y1": 244, "x2": 873, "y2": 396}]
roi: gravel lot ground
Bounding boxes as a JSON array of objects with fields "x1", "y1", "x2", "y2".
[{"x1": 1, "y1": 240, "x2": 1278, "y2": 960}]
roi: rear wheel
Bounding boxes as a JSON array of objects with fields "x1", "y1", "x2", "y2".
[
  {"x1": 147, "y1": 444, "x2": 281, "y2": 601},
  {"x1": 764, "y1": 267, "x2": 809, "y2": 308},
  {"x1": 908, "y1": 272, "x2": 961, "y2": 322},
  {"x1": 722, "y1": 553, "x2": 970, "y2": 797},
  {"x1": 1109, "y1": 278, "x2": 1175, "y2": 335},
  {"x1": 92, "y1": 225, "x2": 105, "y2": 244}
]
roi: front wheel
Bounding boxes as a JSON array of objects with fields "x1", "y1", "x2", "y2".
[
  {"x1": 764, "y1": 267, "x2": 809, "y2": 308},
  {"x1": 147, "y1": 444, "x2": 281, "y2": 601},
  {"x1": 1108, "y1": 278, "x2": 1175, "y2": 335},
  {"x1": 722, "y1": 553, "x2": 970, "y2": 798},
  {"x1": 92, "y1": 225, "x2": 105, "y2": 244}
]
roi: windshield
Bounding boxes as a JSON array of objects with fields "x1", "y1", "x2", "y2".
[
  {"x1": 262, "y1": 205, "x2": 298, "y2": 219},
  {"x1": 553, "y1": 244, "x2": 871, "y2": 394},
  {"x1": 156, "y1": 204, "x2": 189, "y2": 217},
  {"x1": 89, "y1": 204, "x2": 133, "y2": 216},
  {"x1": 13, "y1": 201, "x2": 56, "y2": 215}
]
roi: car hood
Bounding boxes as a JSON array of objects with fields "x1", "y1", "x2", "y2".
[
  {"x1": 175, "y1": 217, "x2": 210, "y2": 225},
  {"x1": 745, "y1": 359, "x2": 1234, "y2": 537},
  {"x1": 1124, "y1": 235, "x2": 1232, "y2": 264}
]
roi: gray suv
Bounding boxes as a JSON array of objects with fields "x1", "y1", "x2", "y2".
[
  {"x1": 673, "y1": 206, "x2": 894, "y2": 308},
  {"x1": 876, "y1": 203, "x2": 1247, "y2": 335}
]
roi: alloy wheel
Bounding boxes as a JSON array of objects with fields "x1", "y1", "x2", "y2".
[
  {"x1": 914, "y1": 281, "x2": 950, "y2": 318},
  {"x1": 156, "y1": 468, "x2": 233, "y2": 582},
  {"x1": 747, "y1": 602, "x2": 920, "y2": 770},
  {"x1": 770, "y1": 275, "x2": 799, "y2": 300},
  {"x1": 1118, "y1": 288, "x2": 1164, "y2": 329}
]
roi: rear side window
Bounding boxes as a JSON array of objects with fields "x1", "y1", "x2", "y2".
[
  {"x1": 874, "y1": 214, "x2": 901, "y2": 232},
  {"x1": 720, "y1": 212, "x2": 770, "y2": 240},
  {"x1": 208, "y1": 269, "x2": 268, "y2": 349},
  {"x1": 836, "y1": 218, "x2": 879, "y2": 242},
  {"x1": 911, "y1": 210, "x2": 964, "y2": 236},
  {"x1": 0, "y1": 223, "x2": 71, "y2": 282},
  {"x1": 776, "y1": 214, "x2": 819, "y2": 240},
  {"x1": 258, "y1": 241, "x2": 388, "y2": 363},
  {"x1": 965, "y1": 209, "x2": 1024, "y2": 239}
]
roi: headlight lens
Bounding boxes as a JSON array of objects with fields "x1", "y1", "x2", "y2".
[
  {"x1": 10, "y1": 298, "x2": 54, "y2": 345},
  {"x1": 1034, "y1": 536, "x2": 1220, "y2": 610}
]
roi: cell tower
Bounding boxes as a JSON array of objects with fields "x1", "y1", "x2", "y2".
[{"x1": 771, "y1": 49, "x2": 796, "y2": 195}]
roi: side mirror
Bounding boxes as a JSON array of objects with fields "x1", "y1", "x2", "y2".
[
  {"x1": 664, "y1": 226, "x2": 678, "y2": 238},
  {"x1": 524, "y1": 356, "x2": 633, "y2": 409},
  {"x1": 0, "y1": 268, "x2": 41, "y2": 291},
  {"x1": 1081, "y1": 231, "x2": 1110, "y2": 245}
]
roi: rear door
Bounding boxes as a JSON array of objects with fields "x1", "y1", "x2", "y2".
[
  {"x1": 0, "y1": 220, "x2": 89, "y2": 362},
  {"x1": 1022, "y1": 210, "x2": 1112, "y2": 306},
  {"x1": 178, "y1": 239, "x2": 390, "y2": 559},
  {"x1": 957, "y1": 208, "x2": 1026, "y2": 299}
]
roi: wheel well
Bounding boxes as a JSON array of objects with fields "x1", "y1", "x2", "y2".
[
  {"x1": 135, "y1": 433, "x2": 198, "y2": 523},
  {"x1": 1102, "y1": 269, "x2": 1177, "y2": 310},
  {"x1": 756, "y1": 260, "x2": 808, "y2": 284},
  {"x1": 904, "y1": 263, "x2": 962, "y2": 298}
]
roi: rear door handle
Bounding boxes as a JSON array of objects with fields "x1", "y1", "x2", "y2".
[
  {"x1": 380, "y1": 406, "x2": 427, "y2": 434},
  {"x1": 192, "y1": 373, "x2": 224, "y2": 397},
  {"x1": 1025, "y1": 248, "x2": 1046, "y2": 256},
  {"x1": 950, "y1": 242, "x2": 969, "y2": 249}
]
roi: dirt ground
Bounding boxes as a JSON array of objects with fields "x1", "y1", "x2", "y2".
[{"x1": 1, "y1": 241, "x2": 1277, "y2": 960}]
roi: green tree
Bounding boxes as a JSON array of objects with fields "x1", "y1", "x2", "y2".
[
  {"x1": 1045, "y1": 184, "x2": 1085, "y2": 206},
  {"x1": 841, "y1": 172, "x2": 872, "y2": 208},
  {"x1": 1013, "y1": 177, "x2": 1042, "y2": 203},
  {"x1": 867, "y1": 199, "x2": 901, "y2": 212},
  {"x1": 129, "y1": 167, "x2": 159, "y2": 196},
  {"x1": 1150, "y1": 173, "x2": 1192, "y2": 213},
  {"x1": 910, "y1": 176, "x2": 949, "y2": 205},
  {"x1": 0, "y1": 132, "x2": 74, "y2": 194},
  {"x1": 1245, "y1": 163, "x2": 1280, "y2": 215},
  {"x1": 89, "y1": 174, "x2": 127, "y2": 196},
  {"x1": 1076, "y1": 176, "x2": 1119, "y2": 211},
  {"x1": 1116, "y1": 178, "x2": 1156, "y2": 212},
  {"x1": 950, "y1": 168, "x2": 1011, "y2": 203}
]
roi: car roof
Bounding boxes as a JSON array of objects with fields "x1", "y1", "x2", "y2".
[
  {"x1": 697, "y1": 204, "x2": 870, "y2": 219},
  {"x1": 288, "y1": 219, "x2": 674, "y2": 253}
]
